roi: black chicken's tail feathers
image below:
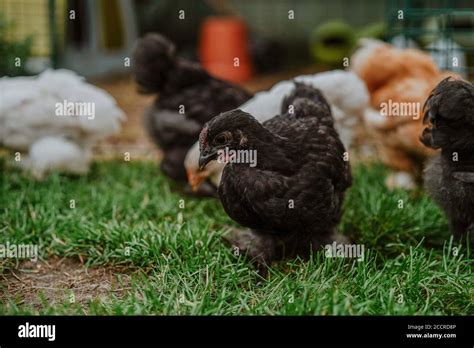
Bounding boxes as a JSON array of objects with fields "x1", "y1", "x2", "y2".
[
  {"x1": 132, "y1": 33, "x2": 178, "y2": 93},
  {"x1": 281, "y1": 82, "x2": 334, "y2": 125}
]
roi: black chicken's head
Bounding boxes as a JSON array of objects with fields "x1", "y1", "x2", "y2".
[
  {"x1": 198, "y1": 109, "x2": 266, "y2": 170},
  {"x1": 421, "y1": 78, "x2": 474, "y2": 151},
  {"x1": 132, "y1": 33, "x2": 176, "y2": 93}
]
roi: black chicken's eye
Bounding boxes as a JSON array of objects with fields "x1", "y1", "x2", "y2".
[{"x1": 214, "y1": 134, "x2": 228, "y2": 145}]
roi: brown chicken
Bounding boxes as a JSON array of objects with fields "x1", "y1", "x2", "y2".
[{"x1": 351, "y1": 39, "x2": 459, "y2": 188}]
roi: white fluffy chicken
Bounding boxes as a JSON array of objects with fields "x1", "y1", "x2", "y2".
[
  {"x1": 185, "y1": 70, "x2": 376, "y2": 190},
  {"x1": 0, "y1": 69, "x2": 125, "y2": 179}
]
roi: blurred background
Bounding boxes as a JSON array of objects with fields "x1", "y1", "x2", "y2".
[{"x1": 1, "y1": 0, "x2": 473, "y2": 158}]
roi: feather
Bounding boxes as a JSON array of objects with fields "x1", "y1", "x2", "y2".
[
  {"x1": 452, "y1": 172, "x2": 474, "y2": 183},
  {"x1": 0, "y1": 69, "x2": 125, "y2": 178},
  {"x1": 21, "y1": 136, "x2": 91, "y2": 180}
]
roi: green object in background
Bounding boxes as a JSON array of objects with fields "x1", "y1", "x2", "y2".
[
  {"x1": 100, "y1": 0, "x2": 125, "y2": 51},
  {"x1": 0, "y1": 16, "x2": 33, "y2": 77},
  {"x1": 357, "y1": 22, "x2": 388, "y2": 41},
  {"x1": 309, "y1": 21, "x2": 356, "y2": 66}
]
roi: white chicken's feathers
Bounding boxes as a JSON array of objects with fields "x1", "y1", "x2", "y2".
[
  {"x1": 0, "y1": 69, "x2": 125, "y2": 150},
  {"x1": 21, "y1": 136, "x2": 91, "y2": 179},
  {"x1": 239, "y1": 80, "x2": 295, "y2": 121},
  {"x1": 0, "y1": 69, "x2": 125, "y2": 178},
  {"x1": 297, "y1": 70, "x2": 369, "y2": 116},
  {"x1": 239, "y1": 70, "x2": 370, "y2": 148}
]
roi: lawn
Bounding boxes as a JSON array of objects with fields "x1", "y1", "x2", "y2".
[{"x1": 0, "y1": 156, "x2": 472, "y2": 315}]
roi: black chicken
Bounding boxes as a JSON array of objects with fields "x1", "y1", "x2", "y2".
[
  {"x1": 198, "y1": 83, "x2": 352, "y2": 274},
  {"x1": 132, "y1": 33, "x2": 252, "y2": 184},
  {"x1": 421, "y1": 77, "x2": 474, "y2": 246}
]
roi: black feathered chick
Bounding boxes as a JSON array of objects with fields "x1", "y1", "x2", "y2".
[
  {"x1": 422, "y1": 77, "x2": 474, "y2": 246},
  {"x1": 199, "y1": 83, "x2": 352, "y2": 274},
  {"x1": 132, "y1": 33, "x2": 252, "y2": 183}
]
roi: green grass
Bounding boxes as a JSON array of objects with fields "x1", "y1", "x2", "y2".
[{"x1": 0, "y1": 157, "x2": 472, "y2": 315}]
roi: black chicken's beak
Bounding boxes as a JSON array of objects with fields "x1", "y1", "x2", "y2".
[
  {"x1": 423, "y1": 109, "x2": 434, "y2": 125},
  {"x1": 420, "y1": 127, "x2": 439, "y2": 149},
  {"x1": 199, "y1": 150, "x2": 218, "y2": 171}
]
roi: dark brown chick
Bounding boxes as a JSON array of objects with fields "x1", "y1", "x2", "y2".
[
  {"x1": 132, "y1": 33, "x2": 252, "y2": 183},
  {"x1": 422, "y1": 77, "x2": 474, "y2": 246},
  {"x1": 198, "y1": 83, "x2": 352, "y2": 275}
]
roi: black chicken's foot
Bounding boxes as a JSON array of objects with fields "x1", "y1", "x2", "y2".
[
  {"x1": 310, "y1": 230, "x2": 351, "y2": 254},
  {"x1": 330, "y1": 231, "x2": 351, "y2": 245},
  {"x1": 222, "y1": 226, "x2": 272, "y2": 277}
]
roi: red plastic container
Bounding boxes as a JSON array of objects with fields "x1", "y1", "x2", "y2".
[{"x1": 199, "y1": 17, "x2": 253, "y2": 83}]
